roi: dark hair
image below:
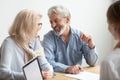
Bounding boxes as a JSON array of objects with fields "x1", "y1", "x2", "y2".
[
  {"x1": 107, "y1": 1, "x2": 120, "y2": 24},
  {"x1": 107, "y1": 1, "x2": 120, "y2": 48}
]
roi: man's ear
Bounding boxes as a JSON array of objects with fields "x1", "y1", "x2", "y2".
[{"x1": 66, "y1": 16, "x2": 70, "y2": 23}]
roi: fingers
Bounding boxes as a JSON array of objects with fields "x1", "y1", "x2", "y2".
[
  {"x1": 72, "y1": 65, "x2": 83, "y2": 74},
  {"x1": 65, "y1": 65, "x2": 84, "y2": 74},
  {"x1": 76, "y1": 64, "x2": 84, "y2": 72},
  {"x1": 80, "y1": 33, "x2": 92, "y2": 43},
  {"x1": 80, "y1": 33, "x2": 95, "y2": 49},
  {"x1": 65, "y1": 66, "x2": 75, "y2": 74},
  {"x1": 42, "y1": 71, "x2": 53, "y2": 80}
]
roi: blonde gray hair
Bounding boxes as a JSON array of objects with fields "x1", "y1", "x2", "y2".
[
  {"x1": 48, "y1": 5, "x2": 71, "y2": 18},
  {"x1": 9, "y1": 9, "x2": 42, "y2": 43}
]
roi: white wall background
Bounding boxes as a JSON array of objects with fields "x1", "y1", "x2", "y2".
[{"x1": 0, "y1": 0, "x2": 114, "y2": 66}]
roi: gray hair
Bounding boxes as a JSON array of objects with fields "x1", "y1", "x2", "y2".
[
  {"x1": 9, "y1": 9, "x2": 42, "y2": 42},
  {"x1": 48, "y1": 5, "x2": 71, "y2": 18}
]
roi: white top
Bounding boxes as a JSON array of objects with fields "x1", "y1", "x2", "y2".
[{"x1": 100, "y1": 48, "x2": 120, "y2": 80}]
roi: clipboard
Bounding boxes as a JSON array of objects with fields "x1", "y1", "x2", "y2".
[{"x1": 22, "y1": 56, "x2": 43, "y2": 80}]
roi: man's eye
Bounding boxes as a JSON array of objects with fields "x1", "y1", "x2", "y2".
[
  {"x1": 38, "y1": 23, "x2": 42, "y2": 25},
  {"x1": 50, "y1": 21, "x2": 52, "y2": 24}
]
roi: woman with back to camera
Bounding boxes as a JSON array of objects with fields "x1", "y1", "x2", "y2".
[
  {"x1": 100, "y1": 1, "x2": 120, "y2": 80},
  {"x1": 0, "y1": 9, "x2": 53, "y2": 80}
]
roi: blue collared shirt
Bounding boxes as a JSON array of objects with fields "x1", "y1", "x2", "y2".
[{"x1": 42, "y1": 27, "x2": 98, "y2": 72}]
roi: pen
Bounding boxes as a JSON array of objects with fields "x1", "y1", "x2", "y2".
[{"x1": 53, "y1": 72, "x2": 56, "y2": 78}]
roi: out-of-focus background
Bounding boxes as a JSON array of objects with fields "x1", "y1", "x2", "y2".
[{"x1": 0, "y1": 0, "x2": 118, "y2": 66}]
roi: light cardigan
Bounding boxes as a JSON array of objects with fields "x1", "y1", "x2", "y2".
[
  {"x1": 0, "y1": 36, "x2": 53, "y2": 80},
  {"x1": 100, "y1": 48, "x2": 120, "y2": 80}
]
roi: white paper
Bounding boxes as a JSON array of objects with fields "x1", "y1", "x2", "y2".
[{"x1": 65, "y1": 71, "x2": 99, "y2": 80}]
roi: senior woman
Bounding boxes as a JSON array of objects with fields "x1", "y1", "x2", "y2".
[{"x1": 0, "y1": 9, "x2": 53, "y2": 80}]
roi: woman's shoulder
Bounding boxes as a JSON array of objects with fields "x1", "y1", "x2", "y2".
[
  {"x1": 112, "y1": 48, "x2": 120, "y2": 54},
  {"x1": 102, "y1": 48, "x2": 120, "y2": 66},
  {"x1": 0, "y1": 36, "x2": 18, "y2": 55},
  {"x1": 1, "y1": 36, "x2": 15, "y2": 46},
  {"x1": 3, "y1": 36, "x2": 13, "y2": 41},
  {"x1": 109, "y1": 48, "x2": 120, "y2": 59}
]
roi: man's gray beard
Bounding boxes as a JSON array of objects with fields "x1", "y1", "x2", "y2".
[{"x1": 55, "y1": 25, "x2": 66, "y2": 36}]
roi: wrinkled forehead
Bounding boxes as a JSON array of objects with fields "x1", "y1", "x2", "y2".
[{"x1": 49, "y1": 12, "x2": 63, "y2": 20}]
